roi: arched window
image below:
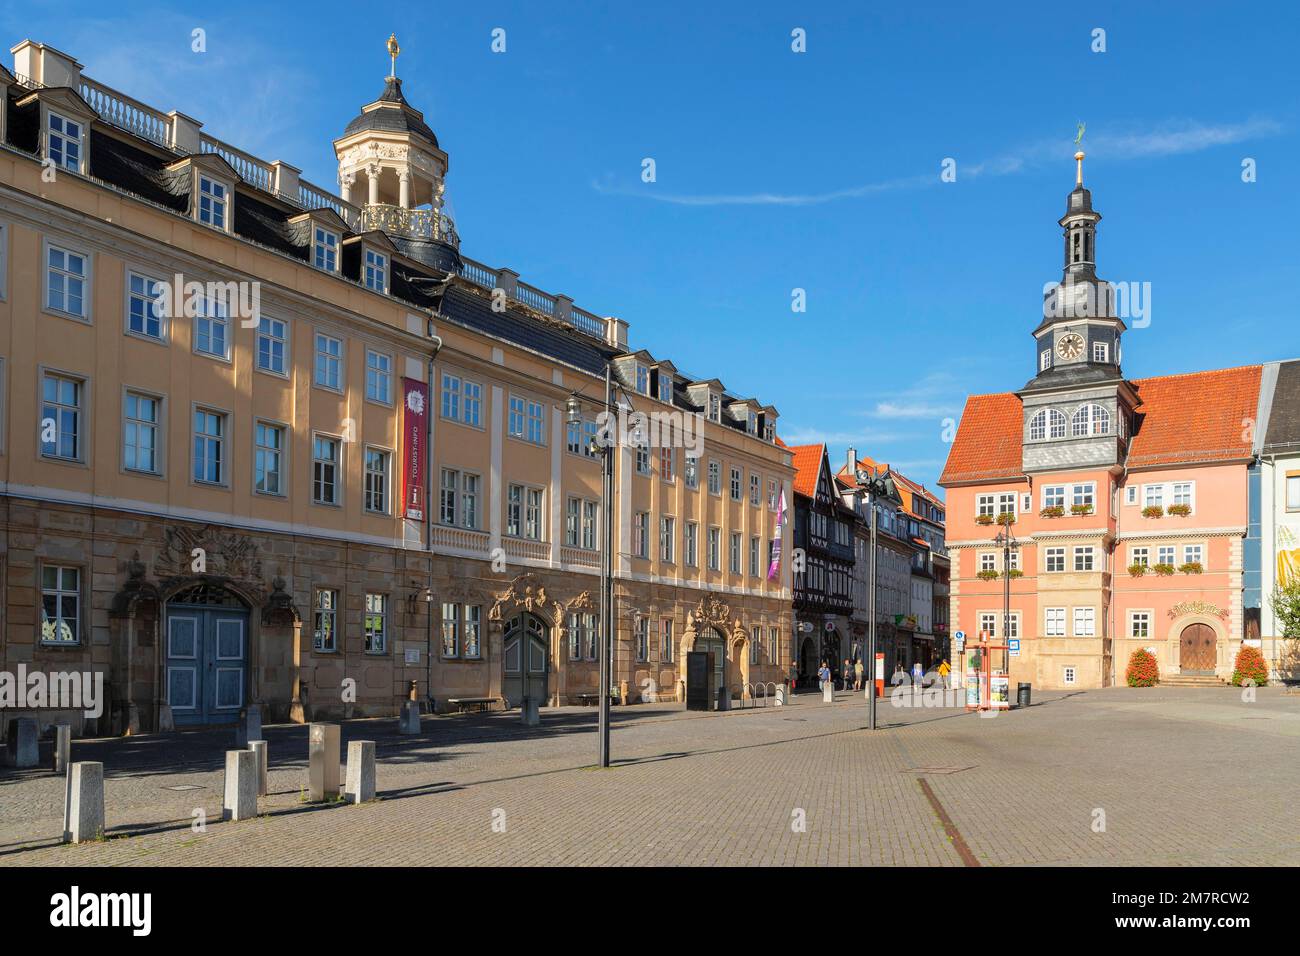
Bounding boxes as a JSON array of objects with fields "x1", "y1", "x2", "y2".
[
  {"x1": 1030, "y1": 408, "x2": 1068, "y2": 441},
  {"x1": 1071, "y1": 404, "x2": 1110, "y2": 437}
]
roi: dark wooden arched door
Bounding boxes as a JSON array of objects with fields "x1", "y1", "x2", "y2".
[{"x1": 1179, "y1": 623, "x2": 1216, "y2": 674}]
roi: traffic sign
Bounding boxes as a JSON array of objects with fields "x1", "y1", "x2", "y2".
[{"x1": 1009, "y1": 638, "x2": 1021, "y2": 657}]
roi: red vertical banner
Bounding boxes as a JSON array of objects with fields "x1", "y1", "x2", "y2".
[{"x1": 401, "y1": 377, "x2": 428, "y2": 521}]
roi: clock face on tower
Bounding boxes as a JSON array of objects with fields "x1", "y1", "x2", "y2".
[{"x1": 1057, "y1": 332, "x2": 1085, "y2": 360}]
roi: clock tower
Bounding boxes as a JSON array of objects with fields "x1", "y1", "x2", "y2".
[{"x1": 1018, "y1": 152, "x2": 1138, "y2": 473}]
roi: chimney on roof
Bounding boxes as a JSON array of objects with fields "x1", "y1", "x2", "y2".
[{"x1": 846, "y1": 446, "x2": 857, "y2": 477}]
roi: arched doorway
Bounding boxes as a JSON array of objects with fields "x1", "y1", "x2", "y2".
[
  {"x1": 164, "y1": 582, "x2": 251, "y2": 726},
  {"x1": 1179, "y1": 623, "x2": 1217, "y2": 674},
  {"x1": 822, "y1": 628, "x2": 843, "y2": 683},
  {"x1": 799, "y1": 635, "x2": 816, "y2": 685},
  {"x1": 502, "y1": 612, "x2": 549, "y2": 708},
  {"x1": 694, "y1": 626, "x2": 727, "y2": 703}
]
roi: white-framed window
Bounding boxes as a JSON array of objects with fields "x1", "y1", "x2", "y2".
[
  {"x1": 46, "y1": 244, "x2": 88, "y2": 319},
  {"x1": 312, "y1": 435, "x2": 340, "y2": 505},
  {"x1": 1004, "y1": 613, "x2": 1020, "y2": 639},
  {"x1": 441, "y1": 602, "x2": 460, "y2": 658},
  {"x1": 254, "y1": 421, "x2": 284, "y2": 495},
  {"x1": 1125, "y1": 486, "x2": 1137, "y2": 505},
  {"x1": 1039, "y1": 349, "x2": 1051, "y2": 371},
  {"x1": 707, "y1": 527, "x2": 721, "y2": 571},
  {"x1": 47, "y1": 111, "x2": 84, "y2": 172},
  {"x1": 635, "y1": 616, "x2": 649, "y2": 662},
  {"x1": 526, "y1": 400, "x2": 545, "y2": 444},
  {"x1": 632, "y1": 511, "x2": 648, "y2": 558},
  {"x1": 1072, "y1": 482, "x2": 1095, "y2": 509},
  {"x1": 463, "y1": 605, "x2": 482, "y2": 658},
  {"x1": 635, "y1": 364, "x2": 649, "y2": 396},
  {"x1": 192, "y1": 407, "x2": 226, "y2": 484},
  {"x1": 707, "y1": 460, "x2": 721, "y2": 496},
  {"x1": 193, "y1": 296, "x2": 230, "y2": 360},
  {"x1": 314, "y1": 333, "x2": 343, "y2": 390},
  {"x1": 364, "y1": 248, "x2": 388, "y2": 293},
  {"x1": 1063, "y1": 666, "x2": 1077, "y2": 686},
  {"x1": 768, "y1": 479, "x2": 778, "y2": 510},
  {"x1": 1172, "y1": 481, "x2": 1194, "y2": 510},
  {"x1": 506, "y1": 485, "x2": 544, "y2": 540},
  {"x1": 729, "y1": 532, "x2": 742, "y2": 574},
  {"x1": 750, "y1": 474, "x2": 761, "y2": 506},
  {"x1": 1073, "y1": 546, "x2": 1095, "y2": 572},
  {"x1": 1130, "y1": 546, "x2": 1149, "y2": 567},
  {"x1": 750, "y1": 625, "x2": 762, "y2": 664},
  {"x1": 365, "y1": 350, "x2": 392, "y2": 404},
  {"x1": 364, "y1": 593, "x2": 387, "y2": 654},
  {"x1": 684, "y1": 454, "x2": 699, "y2": 489},
  {"x1": 660, "y1": 516, "x2": 676, "y2": 563},
  {"x1": 685, "y1": 522, "x2": 699, "y2": 566},
  {"x1": 1131, "y1": 611, "x2": 1150, "y2": 640},
  {"x1": 313, "y1": 226, "x2": 339, "y2": 272},
  {"x1": 40, "y1": 564, "x2": 81, "y2": 644},
  {"x1": 660, "y1": 443, "x2": 675, "y2": 483},
  {"x1": 978, "y1": 612, "x2": 997, "y2": 639},
  {"x1": 256, "y1": 317, "x2": 288, "y2": 375},
  {"x1": 1043, "y1": 485, "x2": 1065, "y2": 509},
  {"x1": 126, "y1": 271, "x2": 165, "y2": 340},
  {"x1": 657, "y1": 372, "x2": 673, "y2": 403},
  {"x1": 979, "y1": 552, "x2": 997, "y2": 572},
  {"x1": 1157, "y1": 544, "x2": 1176, "y2": 566},
  {"x1": 749, "y1": 536, "x2": 760, "y2": 577},
  {"x1": 1183, "y1": 544, "x2": 1203, "y2": 565},
  {"x1": 364, "y1": 447, "x2": 390, "y2": 514},
  {"x1": 313, "y1": 588, "x2": 339, "y2": 652},
  {"x1": 1045, "y1": 547, "x2": 1065, "y2": 573},
  {"x1": 708, "y1": 393, "x2": 720, "y2": 423},
  {"x1": 661, "y1": 618, "x2": 675, "y2": 663},
  {"x1": 440, "y1": 468, "x2": 459, "y2": 525},
  {"x1": 1071, "y1": 403, "x2": 1110, "y2": 436},
  {"x1": 198, "y1": 175, "x2": 229, "y2": 229},
  {"x1": 1143, "y1": 484, "x2": 1164, "y2": 508},
  {"x1": 1289, "y1": 474, "x2": 1300, "y2": 511},
  {"x1": 730, "y1": 467, "x2": 743, "y2": 501},
  {"x1": 1073, "y1": 607, "x2": 1096, "y2": 637},
  {"x1": 976, "y1": 494, "x2": 996, "y2": 518},
  {"x1": 768, "y1": 626, "x2": 779, "y2": 662},
  {"x1": 462, "y1": 474, "x2": 482, "y2": 531},
  {"x1": 1045, "y1": 606, "x2": 1066, "y2": 637},
  {"x1": 1092, "y1": 341, "x2": 1109, "y2": 363},
  {"x1": 1029, "y1": 408, "x2": 1067, "y2": 440},
  {"x1": 123, "y1": 390, "x2": 161, "y2": 475}
]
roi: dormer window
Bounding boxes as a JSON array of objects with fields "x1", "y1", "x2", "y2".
[
  {"x1": 314, "y1": 227, "x2": 339, "y2": 272},
  {"x1": 635, "y1": 363, "x2": 649, "y2": 396},
  {"x1": 198, "y1": 175, "x2": 229, "y2": 230},
  {"x1": 747, "y1": 412, "x2": 758, "y2": 435},
  {"x1": 708, "y1": 393, "x2": 720, "y2": 423},
  {"x1": 364, "y1": 248, "x2": 388, "y2": 293},
  {"x1": 1040, "y1": 349, "x2": 1051, "y2": 371},
  {"x1": 763, "y1": 421, "x2": 774, "y2": 442},
  {"x1": 657, "y1": 372, "x2": 673, "y2": 403},
  {"x1": 1092, "y1": 341, "x2": 1109, "y2": 363},
  {"x1": 47, "y1": 111, "x2": 83, "y2": 172}
]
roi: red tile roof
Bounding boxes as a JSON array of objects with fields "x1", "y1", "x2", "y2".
[
  {"x1": 789, "y1": 443, "x2": 826, "y2": 498},
  {"x1": 939, "y1": 366, "x2": 1263, "y2": 485},
  {"x1": 939, "y1": 393, "x2": 1024, "y2": 485},
  {"x1": 1127, "y1": 365, "x2": 1261, "y2": 468}
]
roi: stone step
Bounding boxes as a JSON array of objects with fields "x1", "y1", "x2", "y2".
[{"x1": 1160, "y1": 675, "x2": 1223, "y2": 687}]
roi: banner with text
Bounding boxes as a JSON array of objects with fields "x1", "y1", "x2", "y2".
[{"x1": 402, "y1": 377, "x2": 428, "y2": 521}]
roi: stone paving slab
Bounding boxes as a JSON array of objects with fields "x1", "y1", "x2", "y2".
[{"x1": 2, "y1": 686, "x2": 1297, "y2": 866}]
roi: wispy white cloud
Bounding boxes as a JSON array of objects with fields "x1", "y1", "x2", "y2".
[
  {"x1": 779, "y1": 427, "x2": 906, "y2": 447},
  {"x1": 871, "y1": 401, "x2": 957, "y2": 420},
  {"x1": 597, "y1": 117, "x2": 1282, "y2": 208}
]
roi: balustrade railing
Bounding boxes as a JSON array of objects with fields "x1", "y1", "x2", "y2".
[
  {"x1": 200, "y1": 135, "x2": 272, "y2": 191},
  {"x1": 79, "y1": 78, "x2": 169, "y2": 147}
]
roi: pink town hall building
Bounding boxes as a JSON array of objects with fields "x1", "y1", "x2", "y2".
[{"x1": 940, "y1": 155, "x2": 1264, "y2": 690}]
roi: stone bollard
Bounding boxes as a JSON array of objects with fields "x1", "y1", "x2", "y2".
[
  {"x1": 822, "y1": 681, "x2": 834, "y2": 703},
  {"x1": 65, "y1": 761, "x2": 105, "y2": 843},
  {"x1": 222, "y1": 749, "x2": 258, "y2": 821},
  {"x1": 345, "y1": 740, "x2": 376, "y2": 804},
  {"x1": 308, "y1": 723, "x2": 341, "y2": 801},
  {"x1": 398, "y1": 700, "x2": 420, "y2": 735},
  {"x1": 775, "y1": 685, "x2": 786, "y2": 707},
  {"x1": 7, "y1": 717, "x2": 39, "y2": 768},
  {"x1": 247, "y1": 740, "x2": 268, "y2": 796},
  {"x1": 158, "y1": 703, "x2": 175, "y2": 732},
  {"x1": 235, "y1": 705, "x2": 262, "y2": 747},
  {"x1": 53, "y1": 724, "x2": 72, "y2": 774},
  {"x1": 716, "y1": 686, "x2": 730, "y2": 712},
  {"x1": 520, "y1": 697, "x2": 540, "y2": 727}
]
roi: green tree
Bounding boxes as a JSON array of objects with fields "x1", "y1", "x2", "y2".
[{"x1": 1271, "y1": 579, "x2": 1300, "y2": 639}]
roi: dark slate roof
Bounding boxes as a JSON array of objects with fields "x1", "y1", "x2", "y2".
[
  {"x1": 1019, "y1": 361, "x2": 1125, "y2": 393},
  {"x1": 88, "y1": 131, "x2": 187, "y2": 213},
  {"x1": 343, "y1": 77, "x2": 438, "y2": 146},
  {"x1": 391, "y1": 234, "x2": 461, "y2": 274},
  {"x1": 436, "y1": 285, "x2": 614, "y2": 376},
  {"x1": 1264, "y1": 359, "x2": 1300, "y2": 453},
  {"x1": 5, "y1": 93, "x2": 38, "y2": 154},
  {"x1": 234, "y1": 190, "x2": 307, "y2": 261}
]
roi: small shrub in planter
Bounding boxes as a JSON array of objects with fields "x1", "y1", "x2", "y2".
[
  {"x1": 1070, "y1": 503, "x2": 1094, "y2": 516},
  {"x1": 1178, "y1": 561, "x2": 1203, "y2": 575},
  {"x1": 976, "y1": 569, "x2": 999, "y2": 581},
  {"x1": 996, "y1": 511, "x2": 1016, "y2": 526},
  {"x1": 1141, "y1": 505, "x2": 1164, "y2": 518},
  {"x1": 1166, "y1": 503, "x2": 1191, "y2": 516},
  {"x1": 1127, "y1": 562, "x2": 1148, "y2": 577},
  {"x1": 1231, "y1": 645, "x2": 1268, "y2": 687},
  {"x1": 1040, "y1": 505, "x2": 1065, "y2": 518},
  {"x1": 1006, "y1": 569, "x2": 1024, "y2": 579},
  {"x1": 975, "y1": 514, "x2": 994, "y2": 526},
  {"x1": 1153, "y1": 563, "x2": 1175, "y2": 576},
  {"x1": 1125, "y1": 648, "x2": 1159, "y2": 687}
]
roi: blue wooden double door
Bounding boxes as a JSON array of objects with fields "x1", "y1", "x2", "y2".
[{"x1": 165, "y1": 604, "x2": 250, "y2": 726}]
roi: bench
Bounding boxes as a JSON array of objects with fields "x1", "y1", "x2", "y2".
[{"x1": 446, "y1": 697, "x2": 498, "y2": 714}]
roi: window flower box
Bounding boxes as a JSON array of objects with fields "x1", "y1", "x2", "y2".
[
  {"x1": 1070, "y1": 504, "x2": 1094, "y2": 516},
  {"x1": 1166, "y1": 504, "x2": 1191, "y2": 516},
  {"x1": 1127, "y1": 563, "x2": 1147, "y2": 577},
  {"x1": 976, "y1": 569, "x2": 999, "y2": 581},
  {"x1": 1178, "y1": 561, "x2": 1203, "y2": 575},
  {"x1": 975, "y1": 514, "x2": 994, "y2": 526},
  {"x1": 996, "y1": 511, "x2": 1016, "y2": 526},
  {"x1": 1152, "y1": 563, "x2": 1175, "y2": 576},
  {"x1": 1039, "y1": 505, "x2": 1065, "y2": 518},
  {"x1": 1141, "y1": 505, "x2": 1164, "y2": 518},
  {"x1": 1006, "y1": 569, "x2": 1024, "y2": 579}
]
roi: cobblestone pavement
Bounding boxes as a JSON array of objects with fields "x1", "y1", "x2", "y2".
[{"x1": 3, "y1": 685, "x2": 1298, "y2": 866}]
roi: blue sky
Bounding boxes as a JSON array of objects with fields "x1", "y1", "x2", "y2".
[{"x1": 7, "y1": 1, "x2": 1298, "y2": 492}]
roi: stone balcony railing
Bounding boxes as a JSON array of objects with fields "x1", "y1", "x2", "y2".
[{"x1": 357, "y1": 203, "x2": 459, "y2": 247}]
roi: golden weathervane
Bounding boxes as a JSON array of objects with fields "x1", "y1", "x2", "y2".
[{"x1": 387, "y1": 33, "x2": 400, "y2": 78}]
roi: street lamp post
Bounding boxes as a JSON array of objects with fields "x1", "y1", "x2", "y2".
[
  {"x1": 993, "y1": 519, "x2": 1019, "y2": 674},
  {"x1": 857, "y1": 469, "x2": 893, "y2": 731}
]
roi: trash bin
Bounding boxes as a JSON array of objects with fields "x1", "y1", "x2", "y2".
[{"x1": 1017, "y1": 682, "x2": 1032, "y2": 708}]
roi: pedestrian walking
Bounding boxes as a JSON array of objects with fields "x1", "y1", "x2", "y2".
[
  {"x1": 817, "y1": 661, "x2": 831, "y2": 692},
  {"x1": 854, "y1": 658, "x2": 865, "y2": 692},
  {"x1": 911, "y1": 660, "x2": 923, "y2": 688},
  {"x1": 938, "y1": 658, "x2": 951, "y2": 689},
  {"x1": 842, "y1": 658, "x2": 852, "y2": 691}
]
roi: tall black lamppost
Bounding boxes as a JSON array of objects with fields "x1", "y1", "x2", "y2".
[
  {"x1": 993, "y1": 518, "x2": 1019, "y2": 674},
  {"x1": 566, "y1": 368, "x2": 641, "y2": 769},
  {"x1": 856, "y1": 469, "x2": 895, "y2": 731}
]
